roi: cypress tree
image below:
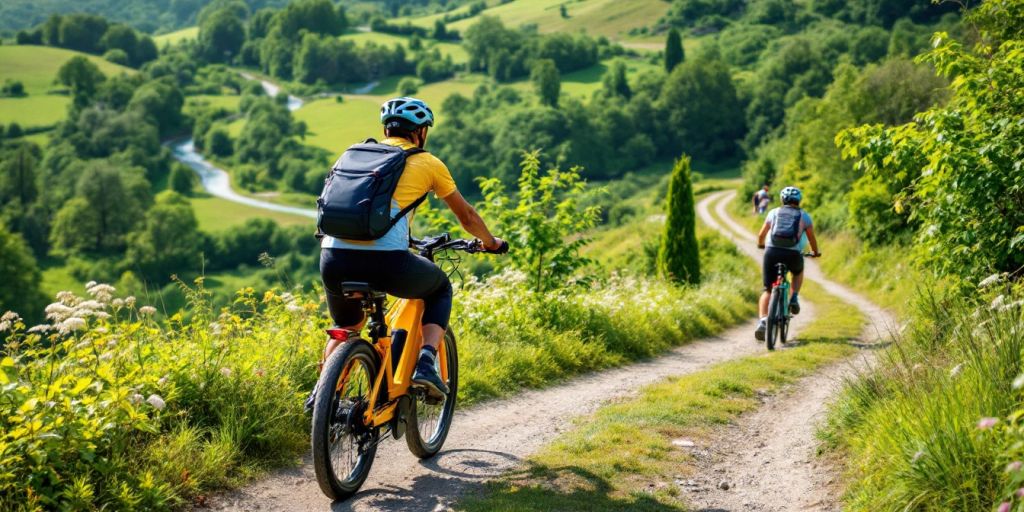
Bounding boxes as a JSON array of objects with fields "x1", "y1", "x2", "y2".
[
  {"x1": 665, "y1": 28, "x2": 684, "y2": 72},
  {"x1": 658, "y1": 155, "x2": 701, "y2": 284}
]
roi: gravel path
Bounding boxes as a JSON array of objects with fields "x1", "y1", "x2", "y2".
[{"x1": 203, "y1": 190, "x2": 892, "y2": 512}]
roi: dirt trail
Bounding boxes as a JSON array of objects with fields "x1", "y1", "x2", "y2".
[
  {"x1": 685, "y1": 190, "x2": 896, "y2": 511},
  {"x1": 206, "y1": 190, "x2": 892, "y2": 512}
]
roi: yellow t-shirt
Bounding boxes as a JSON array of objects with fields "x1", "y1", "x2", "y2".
[{"x1": 321, "y1": 137, "x2": 457, "y2": 250}]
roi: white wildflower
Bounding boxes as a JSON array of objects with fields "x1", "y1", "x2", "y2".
[
  {"x1": 949, "y1": 364, "x2": 963, "y2": 378},
  {"x1": 45, "y1": 303, "x2": 74, "y2": 322},
  {"x1": 75, "y1": 300, "x2": 104, "y2": 313},
  {"x1": 111, "y1": 298, "x2": 125, "y2": 308},
  {"x1": 92, "y1": 311, "x2": 111, "y2": 320},
  {"x1": 99, "y1": 352, "x2": 114, "y2": 362},
  {"x1": 27, "y1": 324, "x2": 53, "y2": 334},
  {"x1": 106, "y1": 338, "x2": 117, "y2": 348},
  {"x1": 86, "y1": 283, "x2": 116, "y2": 303},
  {"x1": 1, "y1": 311, "x2": 19, "y2": 322},
  {"x1": 158, "y1": 376, "x2": 168, "y2": 387},
  {"x1": 210, "y1": 322, "x2": 222, "y2": 335},
  {"x1": 1013, "y1": 373, "x2": 1024, "y2": 390},
  {"x1": 979, "y1": 273, "x2": 1003, "y2": 289},
  {"x1": 220, "y1": 367, "x2": 232, "y2": 378},
  {"x1": 1001, "y1": 300, "x2": 1024, "y2": 312},
  {"x1": 125, "y1": 296, "x2": 136, "y2": 308},
  {"x1": 55, "y1": 290, "x2": 79, "y2": 306},
  {"x1": 911, "y1": 450, "x2": 925, "y2": 463},
  {"x1": 129, "y1": 393, "x2": 144, "y2": 405},
  {"x1": 286, "y1": 303, "x2": 303, "y2": 313},
  {"x1": 59, "y1": 317, "x2": 87, "y2": 334},
  {"x1": 0, "y1": 321, "x2": 9, "y2": 332},
  {"x1": 146, "y1": 394, "x2": 166, "y2": 411},
  {"x1": 85, "y1": 281, "x2": 97, "y2": 289},
  {"x1": 280, "y1": 292, "x2": 295, "y2": 303},
  {"x1": 138, "y1": 306, "x2": 157, "y2": 316},
  {"x1": 992, "y1": 295, "x2": 1007, "y2": 310}
]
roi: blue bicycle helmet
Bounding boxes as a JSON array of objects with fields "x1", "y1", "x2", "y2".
[
  {"x1": 380, "y1": 97, "x2": 434, "y2": 128},
  {"x1": 780, "y1": 186, "x2": 802, "y2": 204}
]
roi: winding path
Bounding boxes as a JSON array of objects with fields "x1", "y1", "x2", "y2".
[
  {"x1": 200, "y1": 190, "x2": 894, "y2": 512},
  {"x1": 171, "y1": 78, "x2": 316, "y2": 219}
]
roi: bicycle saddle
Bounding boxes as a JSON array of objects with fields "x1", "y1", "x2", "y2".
[{"x1": 341, "y1": 282, "x2": 387, "y2": 300}]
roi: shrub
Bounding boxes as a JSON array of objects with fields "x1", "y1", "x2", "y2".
[
  {"x1": 397, "y1": 76, "x2": 421, "y2": 96},
  {"x1": 658, "y1": 155, "x2": 701, "y2": 284}
]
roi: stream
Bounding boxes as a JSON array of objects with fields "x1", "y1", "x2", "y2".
[{"x1": 170, "y1": 78, "x2": 316, "y2": 219}]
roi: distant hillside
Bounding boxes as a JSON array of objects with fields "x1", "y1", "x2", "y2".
[{"x1": 0, "y1": 0, "x2": 290, "y2": 34}]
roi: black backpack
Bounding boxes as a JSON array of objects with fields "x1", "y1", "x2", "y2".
[
  {"x1": 316, "y1": 139, "x2": 426, "y2": 241},
  {"x1": 770, "y1": 205, "x2": 804, "y2": 248}
]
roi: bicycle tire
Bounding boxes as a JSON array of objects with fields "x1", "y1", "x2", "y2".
[
  {"x1": 406, "y1": 329, "x2": 458, "y2": 458},
  {"x1": 766, "y1": 288, "x2": 779, "y2": 351},
  {"x1": 778, "y1": 291, "x2": 789, "y2": 345},
  {"x1": 311, "y1": 340, "x2": 380, "y2": 501}
]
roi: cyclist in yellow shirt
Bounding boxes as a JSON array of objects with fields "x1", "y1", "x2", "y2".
[{"x1": 315, "y1": 98, "x2": 506, "y2": 403}]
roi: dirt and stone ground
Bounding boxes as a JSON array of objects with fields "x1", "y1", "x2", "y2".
[{"x1": 202, "y1": 190, "x2": 894, "y2": 512}]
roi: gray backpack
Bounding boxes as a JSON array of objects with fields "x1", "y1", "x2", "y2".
[
  {"x1": 316, "y1": 139, "x2": 426, "y2": 241},
  {"x1": 770, "y1": 206, "x2": 803, "y2": 248}
]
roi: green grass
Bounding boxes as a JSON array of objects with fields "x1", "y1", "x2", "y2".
[
  {"x1": 153, "y1": 26, "x2": 198, "y2": 46},
  {"x1": 190, "y1": 194, "x2": 313, "y2": 233},
  {"x1": 184, "y1": 94, "x2": 242, "y2": 114},
  {"x1": 404, "y1": 0, "x2": 670, "y2": 40},
  {"x1": 458, "y1": 284, "x2": 862, "y2": 510},
  {"x1": 339, "y1": 30, "x2": 469, "y2": 64},
  {"x1": 0, "y1": 45, "x2": 134, "y2": 129}
]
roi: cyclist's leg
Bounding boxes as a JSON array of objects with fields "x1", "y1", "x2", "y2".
[
  {"x1": 787, "y1": 252, "x2": 805, "y2": 313},
  {"x1": 320, "y1": 249, "x2": 368, "y2": 359},
  {"x1": 759, "y1": 248, "x2": 780, "y2": 318}
]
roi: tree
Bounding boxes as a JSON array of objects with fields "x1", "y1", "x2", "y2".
[
  {"x1": 659, "y1": 58, "x2": 745, "y2": 158},
  {"x1": 100, "y1": 24, "x2": 138, "y2": 64},
  {"x1": 602, "y1": 60, "x2": 631, "y2": 99},
  {"x1": 275, "y1": 0, "x2": 346, "y2": 39},
  {"x1": 126, "y1": 191, "x2": 203, "y2": 280},
  {"x1": 128, "y1": 80, "x2": 184, "y2": 137},
  {"x1": 560, "y1": 5, "x2": 569, "y2": 18},
  {"x1": 531, "y1": 59, "x2": 560, "y2": 107},
  {"x1": 57, "y1": 14, "x2": 109, "y2": 54},
  {"x1": 658, "y1": 155, "x2": 700, "y2": 284},
  {"x1": 49, "y1": 162, "x2": 145, "y2": 254},
  {"x1": 56, "y1": 56, "x2": 106, "y2": 107},
  {"x1": 205, "y1": 127, "x2": 233, "y2": 157},
  {"x1": 0, "y1": 144, "x2": 38, "y2": 206},
  {"x1": 0, "y1": 230, "x2": 46, "y2": 320},
  {"x1": 433, "y1": 20, "x2": 448, "y2": 40},
  {"x1": 665, "y1": 28, "x2": 684, "y2": 72},
  {"x1": 168, "y1": 164, "x2": 194, "y2": 195},
  {"x1": 198, "y1": 8, "x2": 245, "y2": 62},
  {"x1": 398, "y1": 76, "x2": 420, "y2": 96}
]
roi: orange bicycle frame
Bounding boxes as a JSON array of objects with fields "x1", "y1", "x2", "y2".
[{"x1": 357, "y1": 297, "x2": 450, "y2": 427}]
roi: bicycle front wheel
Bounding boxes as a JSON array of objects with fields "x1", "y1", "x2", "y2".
[
  {"x1": 311, "y1": 340, "x2": 380, "y2": 501},
  {"x1": 406, "y1": 329, "x2": 458, "y2": 458},
  {"x1": 766, "y1": 288, "x2": 780, "y2": 351}
]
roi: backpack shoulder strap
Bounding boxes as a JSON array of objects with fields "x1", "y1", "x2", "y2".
[
  {"x1": 387, "y1": 193, "x2": 428, "y2": 230},
  {"x1": 404, "y1": 147, "x2": 426, "y2": 156},
  {"x1": 363, "y1": 137, "x2": 378, "y2": 144}
]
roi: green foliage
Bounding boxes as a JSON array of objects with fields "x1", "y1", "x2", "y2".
[
  {"x1": 48, "y1": 161, "x2": 148, "y2": 255},
  {"x1": 822, "y1": 286, "x2": 1024, "y2": 511},
  {"x1": 664, "y1": 27, "x2": 684, "y2": 71},
  {"x1": 56, "y1": 56, "x2": 106, "y2": 107},
  {"x1": 530, "y1": 58, "x2": 560, "y2": 107},
  {"x1": 659, "y1": 56, "x2": 745, "y2": 159},
  {"x1": 126, "y1": 192, "x2": 203, "y2": 281},
  {"x1": 397, "y1": 76, "x2": 421, "y2": 96},
  {"x1": 0, "y1": 284, "x2": 323, "y2": 509},
  {"x1": 477, "y1": 152, "x2": 600, "y2": 293},
  {"x1": 837, "y1": 14, "x2": 1024, "y2": 280},
  {"x1": 102, "y1": 48, "x2": 129, "y2": 66},
  {"x1": 199, "y1": 7, "x2": 246, "y2": 63},
  {"x1": 205, "y1": 127, "x2": 234, "y2": 157},
  {"x1": 600, "y1": 60, "x2": 631, "y2": 99},
  {"x1": 274, "y1": 0, "x2": 346, "y2": 39},
  {"x1": 1, "y1": 79, "x2": 26, "y2": 97},
  {"x1": 0, "y1": 231, "x2": 46, "y2": 320},
  {"x1": 658, "y1": 156, "x2": 701, "y2": 284},
  {"x1": 168, "y1": 164, "x2": 194, "y2": 196},
  {"x1": 463, "y1": 16, "x2": 605, "y2": 81}
]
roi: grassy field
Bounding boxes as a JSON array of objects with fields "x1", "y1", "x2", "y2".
[
  {"x1": 339, "y1": 30, "x2": 469, "y2": 64},
  {"x1": 458, "y1": 278, "x2": 862, "y2": 510},
  {"x1": 0, "y1": 45, "x2": 134, "y2": 128},
  {"x1": 153, "y1": 26, "x2": 198, "y2": 46},
  {"x1": 404, "y1": 0, "x2": 670, "y2": 41},
  {"x1": 295, "y1": 73, "x2": 487, "y2": 152},
  {"x1": 190, "y1": 194, "x2": 313, "y2": 233},
  {"x1": 184, "y1": 94, "x2": 243, "y2": 114}
]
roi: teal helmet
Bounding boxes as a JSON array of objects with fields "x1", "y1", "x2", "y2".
[
  {"x1": 380, "y1": 97, "x2": 434, "y2": 129},
  {"x1": 780, "y1": 186, "x2": 802, "y2": 204}
]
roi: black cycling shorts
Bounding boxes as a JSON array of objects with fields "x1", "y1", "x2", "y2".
[
  {"x1": 762, "y1": 247, "x2": 804, "y2": 291},
  {"x1": 320, "y1": 248, "x2": 453, "y2": 329}
]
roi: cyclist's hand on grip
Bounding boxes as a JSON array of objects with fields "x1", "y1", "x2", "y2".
[
  {"x1": 757, "y1": 244, "x2": 766, "y2": 249},
  {"x1": 482, "y1": 237, "x2": 509, "y2": 254}
]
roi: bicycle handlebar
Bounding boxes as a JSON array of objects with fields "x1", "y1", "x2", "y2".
[
  {"x1": 410, "y1": 233, "x2": 507, "y2": 256},
  {"x1": 757, "y1": 245, "x2": 821, "y2": 258}
]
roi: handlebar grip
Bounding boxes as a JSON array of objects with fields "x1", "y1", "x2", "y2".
[{"x1": 485, "y1": 240, "x2": 509, "y2": 255}]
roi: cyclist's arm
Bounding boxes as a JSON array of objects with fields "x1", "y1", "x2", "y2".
[
  {"x1": 757, "y1": 221, "x2": 771, "y2": 248},
  {"x1": 442, "y1": 190, "x2": 500, "y2": 250},
  {"x1": 805, "y1": 225, "x2": 820, "y2": 255}
]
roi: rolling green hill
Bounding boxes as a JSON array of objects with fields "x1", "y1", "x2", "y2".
[
  {"x1": 153, "y1": 26, "x2": 199, "y2": 47},
  {"x1": 0, "y1": 45, "x2": 135, "y2": 128},
  {"x1": 403, "y1": 0, "x2": 670, "y2": 41}
]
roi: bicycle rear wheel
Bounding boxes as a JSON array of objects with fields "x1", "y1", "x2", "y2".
[
  {"x1": 778, "y1": 292, "x2": 790, "y2": 345},
  {"x1": 766, "y1": 289, "x2": 780, "y2": 351},
  {"x1": 311, "y1": 340, "x2": 380, "y2": 501},
  {"x1": 406, "y1": 329, "x2": 458, "y2": 458}
]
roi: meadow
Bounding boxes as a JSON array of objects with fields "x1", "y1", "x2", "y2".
[{"x1": 0, "y1": 45, "x2": 133, "y2": 128}]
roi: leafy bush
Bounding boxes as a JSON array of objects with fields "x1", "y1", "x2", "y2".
[{"x1": 658, "y1": 156, "x2": 701, "y2": 284}]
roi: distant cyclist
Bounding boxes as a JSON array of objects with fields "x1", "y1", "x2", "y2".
[
  {"x1": 755, "y1": 186, "x2": 820, "y2": 341},
  {"x1": 315, "y1": 97, "x2": 507, "y2": 404},
  {"x1": 752, "y1": 184, "x2": 771, "y2": 215}
]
